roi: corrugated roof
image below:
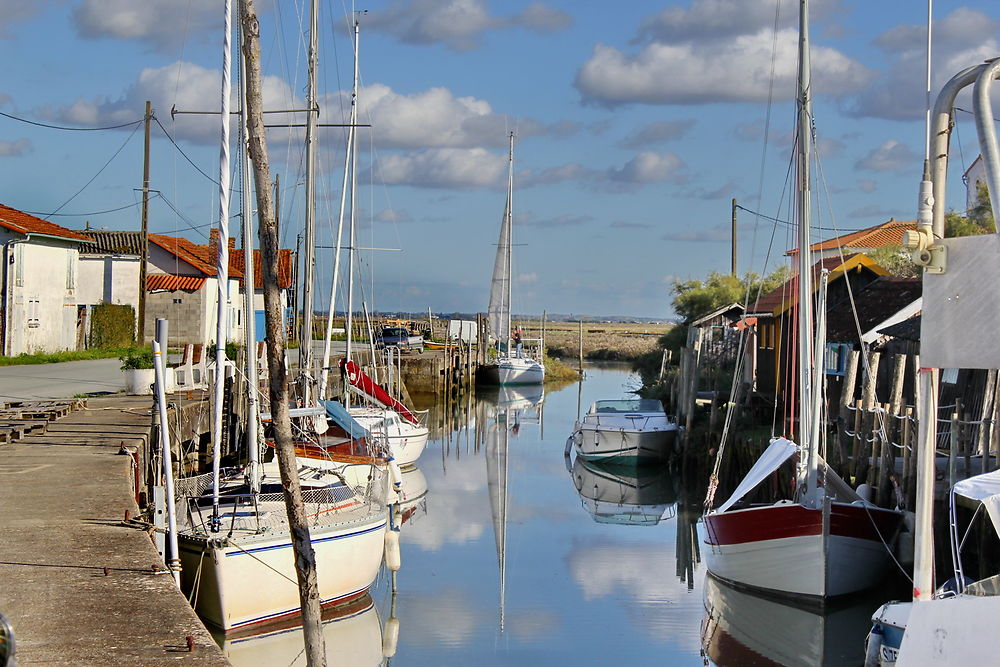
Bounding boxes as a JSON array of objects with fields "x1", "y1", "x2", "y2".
[
  {"x1": 0, "y1": 203, "x2": 95, "y2": 242},
  {"x1": 229, "y1": 248, "x2": 294, "y2": 289},
  {"x1": 749, "y1": 254, "x2": 887, "y2": 316},
  {"x1": 826, "y1": 277, "x2": 922, "y2": 342},
  {"x1": 786, "y1": 219, "x2": 917, "y2": 256},
  {"x1": 77, "y1": 230, "x2": 142, "y2": 255},
  {"x1": 147, "y1": 274, "x2": 207, "y2": 291}
]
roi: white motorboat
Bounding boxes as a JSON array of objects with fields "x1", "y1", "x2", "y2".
[{"x1": 571, "y1": 398, "x2": 678, "y2": 464}]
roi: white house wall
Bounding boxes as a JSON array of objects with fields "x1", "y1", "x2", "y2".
[
  {"x1": 78, "y1": 255, "x2": 140, "y2": 308},
  {"x1": 0, "y1": 231, "x2": 80, "y2": 355}
]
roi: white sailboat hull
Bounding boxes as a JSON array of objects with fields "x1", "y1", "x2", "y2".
[
  {"x1": 179, "y1": 513, "x2": 387, "y2": 632},
  {"x1": 480, "y1": 357, "x2": 545, "y2": 386},
  {"x1": 703, "y1": 502, "x2": 901, "y2": 599}
]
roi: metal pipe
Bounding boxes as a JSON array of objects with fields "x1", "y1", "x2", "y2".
[
  {"x1": 913, "y1": 367, "x2": 938, "y2": 600},
  {"x1": 152, "y1": 324, "x2": 181, "y2": 587},
  {"x1": 972, "y1": 59, "x2": 1000, "y2": 223}
]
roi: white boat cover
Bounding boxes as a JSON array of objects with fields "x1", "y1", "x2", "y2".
[
  {"x1": 714, "y1": 438, "x2": 798, "y2": 513},
  {"x1": 953, "y1": 469, "x2": 1000, "y2": 535}
]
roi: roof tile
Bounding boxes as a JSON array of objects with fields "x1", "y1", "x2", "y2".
[{"x1": 0, "y1": 203, "x2": 95, "y2": 242}]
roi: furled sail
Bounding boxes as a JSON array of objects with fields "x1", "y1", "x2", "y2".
[{"x1": 487, "y1": 197, "x2": 511, "y2": 345}]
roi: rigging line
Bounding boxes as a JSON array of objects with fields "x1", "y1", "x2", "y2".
[
  {"x1": 154, "y1": 193, "x2": 215, "y2": 238},
  {"x1": 21, "y1": 200, "x2": 144, "y2": 217},
  {"x1": 954, "y1": 106, "x2": 1000, "y2": 124},
  {"x1": 43, "y1": 121, "x2": 143, "y2": 219},
  {"x1": 735, "y1": 204, "x2": 871, "y2": 233},
  {"x1": 0, "y1": 109, "x2": 142, "y2": 132},
  {"x1": 152, "y1": 116, "x2": 222, "y2": 186}
]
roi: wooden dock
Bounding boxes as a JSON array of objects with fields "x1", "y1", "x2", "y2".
[{"x1": 0, "y1": 395, "x2": 227, "y2": 665}]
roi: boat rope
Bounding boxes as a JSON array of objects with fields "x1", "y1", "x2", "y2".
[
  {"x1": 224, "y1": 538, "x2": 300, "y2": 586},
  {"x1": 187, "y1": 543, "x2": 207, "y2": 606},
  {"x1": 860, "y1": 502, "x2": 913, "y2": 584}
]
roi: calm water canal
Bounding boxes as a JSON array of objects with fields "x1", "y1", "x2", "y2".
[{"x1": 222, "y1": 363, "x2": 890, "y2": 665}]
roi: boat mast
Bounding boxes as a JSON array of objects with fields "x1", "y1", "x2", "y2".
[
  {"x1": 345, "y1": 32, "x2": 360, "y2": 408},
  {"x1": 796, "y1": 0, "x2": 819, "y2": 499},
  {"x1": 505, "y1": 132, "x2": 514, "y2": 354},
  {"x1": 210, "y1": 0, "x2": 235, "y2": 529},
  {"x1": 298, "y1": 0, "x2": 319, "y2": 404},
  {"x1": 239, "y1": 13, "x2": 260, "y2": 494},
  {"x1": 319, "y1": 17, "x2": 359, "y2": 401}
]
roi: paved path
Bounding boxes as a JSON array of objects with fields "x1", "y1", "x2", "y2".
[
  {"x1": 0, "y1": 396, "x2": 228, "y2": 665},
  {"x1": 0, "y1": 358, "x2": 125, "y2": 402}
]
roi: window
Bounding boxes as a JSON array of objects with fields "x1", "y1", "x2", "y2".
[
  {"x1": 65, "y1": 251, "x2": 76, "y2": 291},
  {"x1": 27, "y1": 299, "x2": 39, "y2": 328},
  {"x1": 941, "y1": 368, "x2": 959, "y2": 384},
  {"x1": 14, "y1": 244, "x2": 23, "y2": 287},
  {"x1": 825, "y1": 343, "x2": 850, "y2": 376},
  {"x1": 173, "y1": 298, "x2": 182, "y2": 304}
]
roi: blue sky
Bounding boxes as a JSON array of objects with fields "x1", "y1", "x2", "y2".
[{"x1": 1, "y1": 1, "x2": 998, "y2": 319}]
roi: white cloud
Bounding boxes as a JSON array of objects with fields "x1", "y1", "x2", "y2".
[
  {"x1": 72, "y1": 0, "x2": 220, "y2": 52},
  {"x1": 575, "y1": 26, "x2": 871, "y2": 107},
  {"x1": 0, "y1": 139, "x2": 31, "y2": 157},
  {"x1": 47, "y1": 61, "x2": 298, "y2": 145},
  {"x1": 850, "y1": 9, "x2": 1000, "y2": 120},
  {"x1": 855, "y1": 140, "x2": 919, "y2": 172},
  {"x1": 374, "y1": 208, "x2": 412, "y2": 223},
  {"x1": 364, "y1": 0, "x2": 569, "y2": 51},
  {"x1": 519, "y1": 163, "x2": 594, "y2": 188},
  {"x1": 608, "y1": 152, "x2": 684, "y2": 184},
  {"x1": 619, "y1": 120, "x2": 696, "y2": 149},
  {"x1": 373, "y1": 147, "x2": 506, "y2": 189},
  {"x1": 634, "y1": 0, "x2": 845, "y2": 43}
]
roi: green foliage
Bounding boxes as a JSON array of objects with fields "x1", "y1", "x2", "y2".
[
  {"x1": 119, "y1": 348, "x2": 154, "y2": 370},
  {"x1": 208, "y1": 341, "x2": 242, "y2": 360},
  {"x1": 89, "y1": 303, "x2": 135, "y2": 349},
  {"x1": 945, "y1": 182, "x2": 996, "y2": 237},
  {"x1": 0, "y1": 347, "x2": 139, "y2": 366},
  {"x1": 867, "y1": 244, "x2": 919, "y2": 277},
  {"x1": 671, "y1": 266, "x2": 791, "y2": 324}
]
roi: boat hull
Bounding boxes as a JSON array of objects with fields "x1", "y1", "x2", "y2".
[
  {"x1": 478, "y1": 357, "x2": 545, "y2": 386},
  {"x1": 574, "y1": 425, "x2": 676, "y2": 464},
  {"x1": 703, "y1": 501, "x2": 901, "y2": 599},
  {"x1": 385, "y1": 428, "x2": 428, "y2": 467},
  {"x1": 179, "y1": 514, "x2": 387, "y2": 633}
]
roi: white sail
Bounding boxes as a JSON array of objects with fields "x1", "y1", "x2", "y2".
[
  {"x1": 487, "y1": 150, "x2": 512, "y2": 345},
  {"x1": 485, "y1": 414, "x2": 508, "y2": 630}
]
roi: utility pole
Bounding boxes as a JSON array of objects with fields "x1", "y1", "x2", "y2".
[
  {"x1": 138, "y1": 100, "x2": 152, "y2": 342},
  {"x1": 240, "y1": 0, "x2": 326, "y2": 663},
  {"x1": 731, "y1": 198, "x2": 737, "y2": 277}
]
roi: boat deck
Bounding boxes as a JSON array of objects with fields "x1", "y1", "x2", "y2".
[{"x1": 0, "y1": 395, "x2": 227, "y2": 665}]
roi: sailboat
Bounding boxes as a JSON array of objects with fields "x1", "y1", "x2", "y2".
[
  {"x1": 702, "y1": 0, "x2": 901, "y2": 601},
  {"x1": 486, "y1": 393, "x2": 511, "y2": 631},
  {"x1": 865, "y1": 56, "x2": 1000, "y2": 665},
  {"x1": 174, "y1": 0, "x2": 388, "y2": 633},
  {"x1": 478, "y1": 133, "x2": 545, "y2": 386}
]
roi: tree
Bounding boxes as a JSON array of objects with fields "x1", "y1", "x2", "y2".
[
  {"x1": 946, "y1": 181, "x2": 995, "y2": 237},
  {"x1": 868, "y1": 244, "x2": 919, "y2": 277},
  {"x1": 671, "y1": 266, "x2": 791, "y2": 324}
]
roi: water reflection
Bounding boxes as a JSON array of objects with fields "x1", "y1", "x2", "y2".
[
  {"x1": 570, "y1": 458, "x2": 678, "y2": 526},
  {"x1": 701, "y1": 573, "x2": 881, "y2": 666},
  {"x1": 217, "y1": 594, "x2": 384, "y2": 666},
  {"x1": 397, "y1": 464, "x2": 428, "y2": 528}
]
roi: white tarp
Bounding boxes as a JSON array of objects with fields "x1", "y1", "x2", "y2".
[
  {"x1": 953, "y1": 469, "x2": 1000, "y2": 535},
  {"x1": 714, "y1": 437, "x2": 799, "y2": 513}
]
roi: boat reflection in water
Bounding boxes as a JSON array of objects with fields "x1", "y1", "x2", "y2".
[
  {"x1": 701, "y1": 573, "x2": 879, "y2": 666},
  {"x1": 571, "y1": 457, "x2": 678, "y2": 526},
  {"x1": 397, "y1": 464, "x2": 428, "y2": 528},
  {"x1": 216, "y1": 593, "x2": 386, "y2": 666}
]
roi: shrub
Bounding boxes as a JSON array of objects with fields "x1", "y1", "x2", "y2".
[
  {"x1": 120, "y1": 348, "x2": 154, "y2": 371},
  {"x1": 90, "y1": 303, "x2": 136, "y2": 349}
]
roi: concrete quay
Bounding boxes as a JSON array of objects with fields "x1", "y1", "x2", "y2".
[{"x1": 0, "y1": 395, "x2": 227, "y2": 666}]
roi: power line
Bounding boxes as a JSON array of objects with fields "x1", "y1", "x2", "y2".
[
  {"x1": 0, "y1": 109, "x2": 142, "y2": 131},
  {"x1": 152, "y1": 116, "x2": 220, "y2": 186},
  {"x1": 22, "y1": 200, "x2": 145, "y2": 217},
  {"x1": 735, "y1": 204, "x2": 872, "y2": 233}
]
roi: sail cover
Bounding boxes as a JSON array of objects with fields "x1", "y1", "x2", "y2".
[
  {"x1": 954, "y1": 470, "x2": 1000, "y2": 535},
  {"x1": 340, "y1": 359, "x2": 420, "y2": 425},
  {"x1": 714, "y1": 438, "x2": 798, "y2": 513},
  {"x1": 323, "y1": 400, "x2": 370, "y2": 440},
  {"x1": 487, "y1": 195, "x2": 511, "y2": 345}
]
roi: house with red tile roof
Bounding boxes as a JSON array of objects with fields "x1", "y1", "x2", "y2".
[
  {"x1": 786, "y1": 219, "x2": 918, "y2": 261},
  {"x1": 77, "y1": 228, "x2": 293, "y2": 345},
  {"x1": 0, "y1": 203, "x2": 94, "y2": 355},
  {"x1": 741, "y1": 253, "x2": 888, "y2": 406}
]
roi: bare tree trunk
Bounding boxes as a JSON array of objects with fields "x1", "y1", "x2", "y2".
[{"x1": 239, "y1": 2, "x2": 326, "y2": 664}]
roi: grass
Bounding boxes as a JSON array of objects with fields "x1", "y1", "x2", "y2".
[
  {"x1": 527, "y1": 320, "x2": 674, "y2": 362},
  {"x1": 543, "y1": 355, "x2": 583, "y2": 382},
  {"x1": 0, "y1": 347, "x2": 143, "y2": 366}
]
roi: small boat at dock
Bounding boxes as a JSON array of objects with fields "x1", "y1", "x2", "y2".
[{"x1": 570, "y1": 398, "x2": 678, "y2": 465}]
